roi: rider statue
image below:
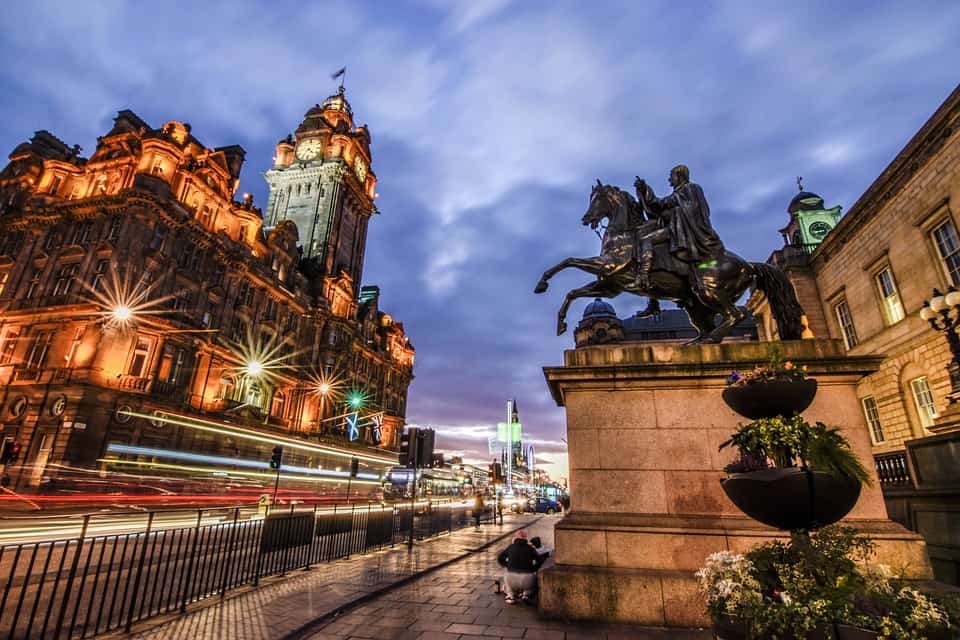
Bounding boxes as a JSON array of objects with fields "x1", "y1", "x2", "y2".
[{"x1": 633, "y1": 165, "x2": 725, "y2": 294}]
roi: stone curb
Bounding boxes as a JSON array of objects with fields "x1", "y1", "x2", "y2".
[{"x1": 280, "y1": 515, "x2": 543, "y2": 640}]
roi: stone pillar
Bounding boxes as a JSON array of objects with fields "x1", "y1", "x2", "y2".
[{"x1": 538, "y1": 339, "x2": 932, "y2": 627}]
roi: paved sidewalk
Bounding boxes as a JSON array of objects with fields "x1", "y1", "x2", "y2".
[
  {"x1": 298, "y1": 518, "x2": 712, "y2": 640},
  {"x1": 120, "y1": 515, "x2": 539, "y2": 640}
]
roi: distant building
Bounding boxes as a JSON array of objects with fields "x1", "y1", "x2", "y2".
[
  {"x1": 574, "y1": 297, "x2": 757, "y2": 347},
  {"x1": 0, "y1": 90, "x2": 415, "y2": 493}
]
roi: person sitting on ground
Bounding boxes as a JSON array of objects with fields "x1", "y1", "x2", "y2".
[{"x1": 496, "y1": 530, "x2": 546, "y2": 604}]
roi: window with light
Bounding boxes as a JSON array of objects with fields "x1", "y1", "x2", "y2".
[
  {"x1": 861, "y1": 396, "x2": 884, "y2": 444},
  {"x1": 909, "y1": 376, "x2": 938, "y2": 429},
  {"x1": 876, "y1": 267, "x2": 905, "y2": 324}
]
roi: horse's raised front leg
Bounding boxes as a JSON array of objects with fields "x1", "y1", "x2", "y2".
[
  {"x1": 557, "y1": 281, "x2": 610, "y2": 335},
  {"x1": 535, "y1": 257, "x2": 607, "y2": 294}
]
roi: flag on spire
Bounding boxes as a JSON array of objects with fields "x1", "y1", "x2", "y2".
[{"x1": 331, "y1": 67, "x2": 346, "y2": 80}]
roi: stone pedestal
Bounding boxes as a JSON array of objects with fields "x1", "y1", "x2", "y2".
[{"x1": 538, "y1": 339, "x2": 932, "y2": 627}]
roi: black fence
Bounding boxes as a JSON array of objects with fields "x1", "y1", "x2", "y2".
[{"x1": 0, "y1": 500, "x2": 497, "y2": 639}]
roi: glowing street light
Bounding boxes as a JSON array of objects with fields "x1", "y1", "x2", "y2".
[
  {"x1": 112, "y1": 305, "x2": 133, "y2": 323},
  {"x1": 318, "y1": 382, "x2": 332, "y2": 396},
  {"x1": 244, "y1": 360, "x2": 264, "y2": 377},
  {"x1": 347, "y1": 390, "x2": 365, "y2": 409}
]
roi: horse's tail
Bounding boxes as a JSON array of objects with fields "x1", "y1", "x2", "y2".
[{"x1": 751, "y1": 262, "x2": 804, "y2": 340}]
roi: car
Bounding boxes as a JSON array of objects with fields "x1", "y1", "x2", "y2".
[{"x1": 527, "y1": 497, "x2": 562, "y2": 515}]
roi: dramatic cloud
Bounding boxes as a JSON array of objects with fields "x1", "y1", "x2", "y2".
[{"x1": 1, "y1": 1, "x2": 958, "y2": 481}]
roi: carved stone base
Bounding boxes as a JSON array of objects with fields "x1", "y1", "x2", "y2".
[{"x1": 539, "y1": 340, "x2": 933, "y2": 626}]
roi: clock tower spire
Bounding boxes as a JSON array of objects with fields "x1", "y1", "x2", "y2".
[{"x1": 263, "y1": 88, "x2": 376, "y2": 288}]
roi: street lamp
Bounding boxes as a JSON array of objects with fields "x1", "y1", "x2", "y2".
[
  {"x1": 112, "y1": 305, "x2": 133, "y2": 323},
  {"x1": 920, "y1": 287, "x2": 960, "y2": 403},
  {"x1": 244, "y1": 360, "x2": 264, "y2": 377}
]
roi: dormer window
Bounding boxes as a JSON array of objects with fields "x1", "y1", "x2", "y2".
[{"x1": 151, "y1": 159, "x2": 164, "y2": 175}]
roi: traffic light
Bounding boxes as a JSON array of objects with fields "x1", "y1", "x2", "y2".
[
  {"x1": 399, "y1": 427, "x2": 418, "y2": 467},
  {"x1": 0, "y1": 441, "x2": 21, "y2": 465},
  {"x1": 350, "y1": 457, "x2": 359, "y2": 478},
  {"x1": 416, "y1": 429, "x2": 435, "y2": 468},
  {"x1": 270, "y1": 446, "x2": 283, "y2": 470}
]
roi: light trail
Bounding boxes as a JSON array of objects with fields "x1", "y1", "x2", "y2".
[
  {"x1": 122, "y1": 410, "x2": 397, "y2": 465},
  {"x1": 98, "y1": 459, "x2": 384, "y2": 486},
  {"x1": 0, "y1": 499, "x2": 471, "y2": 545},
  {"x1": 105, "y1": 443, "x2": 383, "y2": 480}
]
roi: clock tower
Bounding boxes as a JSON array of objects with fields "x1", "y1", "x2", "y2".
[
  {"x1": 779, "y1": 180, "x2": 842, "y2": 250},
  {"x1": 263, "y1": 87, "x2": 376, "y2": 287}
]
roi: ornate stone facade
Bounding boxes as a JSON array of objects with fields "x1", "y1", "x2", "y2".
[
  {"x1": 0, "y1": 101, "x2": 414, "y2": 490},
  {"x1": 748, "y1": 83, "x2": 960, "y2": 454}
]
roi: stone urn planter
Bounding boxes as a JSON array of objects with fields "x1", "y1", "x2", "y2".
[
  {"x1": 722, "y1": 378, "x2": 818, "y2": 420},
  {"x1": 720, "y1": 467, "x2": 862, "y2": 530}
]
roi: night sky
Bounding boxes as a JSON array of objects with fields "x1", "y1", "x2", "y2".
[{"x1": 1, "y1": 1, "x2": 958, "y2": 480}]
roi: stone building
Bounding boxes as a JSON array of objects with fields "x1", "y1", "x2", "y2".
[
  {"x1": 0, "y1": 90, "x2": 415, "y2": 493},
  {"x1": 748, "y1": 83, "x2": 960, "y2": 454}
]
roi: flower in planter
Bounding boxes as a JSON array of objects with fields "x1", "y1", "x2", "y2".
[
  {"x1": 697, "y1": 527, "x2": 954, "y2": 639},
  {"x1": 727, "y1": 345, "x2": 809, "y2": 388},
  {"x1": 720, "y1": 416, "x2": 872, "y2": 484},
  {"x1": 696, "y1": 551, "x2": 763, "y2": 620}
]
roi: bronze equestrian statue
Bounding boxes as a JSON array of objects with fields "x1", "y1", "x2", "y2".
[{"x1": 534, "y1": 166, "x2": 803, "y2": 344}]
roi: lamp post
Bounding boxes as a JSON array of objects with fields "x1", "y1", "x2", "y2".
[{"x1": 920, "y1": 287, "x2": 960, "y2": 404}]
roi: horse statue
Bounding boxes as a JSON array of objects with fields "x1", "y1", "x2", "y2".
[{"x1": 533, "y1": 180, "x2": 803, "y2": 344}]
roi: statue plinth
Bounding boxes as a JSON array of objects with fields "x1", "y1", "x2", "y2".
[{"x1": 538, "y1": 339, "x2": 932, "y2": 627}]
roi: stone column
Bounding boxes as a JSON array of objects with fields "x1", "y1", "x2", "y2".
[{"x1": 538, "y1": 339, "x2": 932, "y2": 627}]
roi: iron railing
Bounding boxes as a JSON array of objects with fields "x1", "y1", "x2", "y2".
[{"x1": 0, "y1": 500, "x2": 495, "y2": 639}]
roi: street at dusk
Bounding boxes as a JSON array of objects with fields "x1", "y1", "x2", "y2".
[{"x1": 2, "y1": 1, "x2": 960, "y2": 639}]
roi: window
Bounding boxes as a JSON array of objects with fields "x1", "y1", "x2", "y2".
[
  {"x1": 0, "y1": 327, "x2": 20, "y2": 364},
  {"x1": 861, "y1": 397, "x2": 884, "y2": 444},
  {"x1": 44, "y1": 228, "x2": 61, "y2": 250},
  {"x1": 876, "y1": 267, "x2": 905, "y2": 324},
  {"x1": 52, "y1": 264, "x2": 79, "y2": 296},
  {"x1": 230, "y1": 317, "x2": 245, "y2": 342},
  {"x1": 107, "y1": 216, "x2": 122, "y2": 241},
  {"x1": 171, "y1": 349, "x2": 185, "y2": 384},
  {"x1": 0, "y1": 271, "x2": 7, "y2": 297},
  {"x1": 69, "y1": 221, "x2": 93, "y2": 245},
  {"x1": 910, "y1": 377, "x2": 938, "y2": 429},
  {"x1": 271, "y1": 391, "x2": 285, "y2": 418},
  {"x1": 92, "y1": 259, "x2": 110, "y2": 293},
  {"x1": 49, "y1": 175, "x2": 62, "y2": 195},
  {"x1": 25, "y1": 330, "x2": 53, "y2": 369},
  {"x1": 834, "y1": 300, "x2": 858, "y2": 349},
  {"x1": 933, "y1": 220, "x2": 960, "y2": 287},
  {"x1": 151, "y1": 158, "x2": 164, "y2": 175},
  {"x1": 25, "y1": 271, "x2": 41, "y2": 300},
  {"x1": 136, "y1": 268, "x2": 157, "y2": 298},
  {"x1": 0, "y1": 232, "x2": 22, "y2": 257},
  {"x1": 128, "y1": 336, "x2": 153, "y2": 377},
  {"x1": 149, "y1": 224, "x2": 168, "y2": 251},
  {"x1": 64, "y1": 326, "x2": 84, "y2": 366}
]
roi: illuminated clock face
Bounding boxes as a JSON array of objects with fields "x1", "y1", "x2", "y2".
[
  {"x1": 296, "y1": 139, "x2": 322, "y2": 161},
  {"x1": 354, "y1": 156, "x2": 367, "y2": 182},
  {"x1": 808, "y1": 220, "x2": 832, "y2": 240}
]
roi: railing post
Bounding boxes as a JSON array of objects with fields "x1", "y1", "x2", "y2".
[
  {"x1": 125, "y1": 511, "x2": 155, "y2": 632},
  {"x1": 219, "y1": 508, "x2": 241, "y2": 596},
  {"x1": 53, "y1": 515, "x2": 90, "y2": 637},
  {"x1": 179, "y1": 510, "x2": 204, "y2": 612}
]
